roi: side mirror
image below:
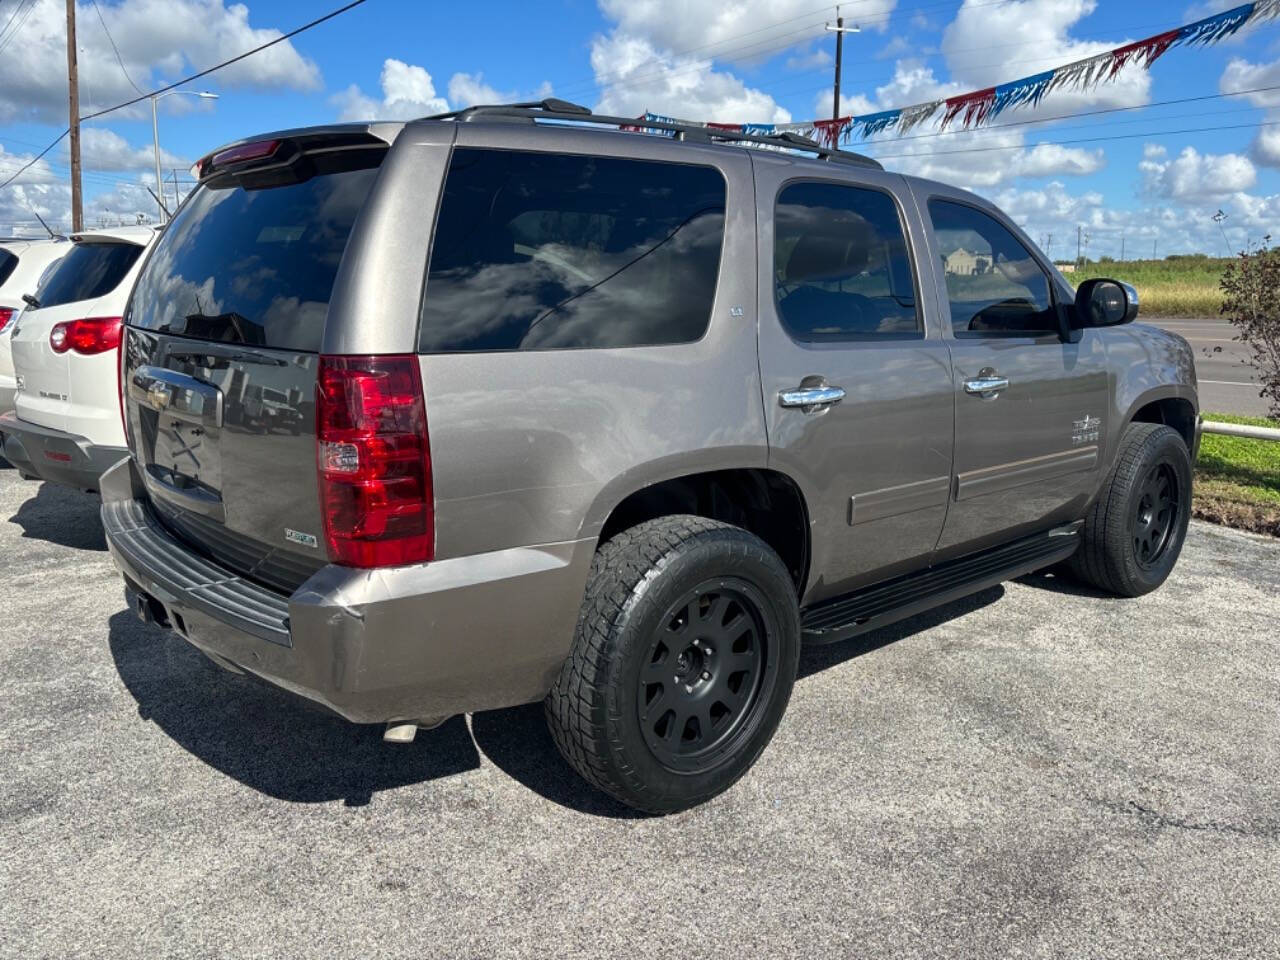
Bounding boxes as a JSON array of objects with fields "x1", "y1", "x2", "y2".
[{"x1": 1074, "y1": 278, "x2": 1139, "y2": 329}]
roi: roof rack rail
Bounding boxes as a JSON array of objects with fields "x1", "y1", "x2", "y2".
[{"x1": 419, "y1": 99, "x2": 883, "y2": 170}]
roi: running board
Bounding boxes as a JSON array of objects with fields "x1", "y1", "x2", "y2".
[{"x1": 800, "y1": 522, "x2": 1083, "y2": 645}]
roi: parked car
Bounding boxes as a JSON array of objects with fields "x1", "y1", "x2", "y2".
[
  {"x1": 1, "y1": 226, "x2": 158, "y2": 491},
  {"x1": 100, "y1": 103, "x2": 1198, "y2": 813},
  {"x1": 0, "y1": 236, "x2": 70, "y2": 417}
]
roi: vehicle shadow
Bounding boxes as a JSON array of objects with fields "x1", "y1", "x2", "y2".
[
  {"x1": 474, "y1": 587, "x2": 1009, "y2": 818},
  {"x1": 106, "y1": 610, "x2": 480, "y2": 806},
  {"x1": 8, "y1": 481, "x2": 106, "y2": 551},
  {"x1": 108, "y1": 585, "x2": 1013, "y2": 817},
  {"x1": 1014, "y1": 568, "x2": 1115, "y2": 600},
  {"x1": 797, "y1": 585, "x2": 1005, "y2": 679}
]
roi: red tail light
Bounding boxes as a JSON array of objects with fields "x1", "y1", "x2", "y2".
[
  {"x1": 0, "y1": 307, "x2": 15, "y2": 334},
  {"x1": 316, "y1": 355, "x2": 434, "y2": 568},
  {"x1": 49, "y1": 316, "x2": 123, "y2": 355}
]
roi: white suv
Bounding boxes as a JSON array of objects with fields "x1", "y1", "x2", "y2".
[
  {"x1": 1, "y1": 226, "x2": 158, "y2": 491},
  {"x1": 0, "y1": 237, "x2": 70, "y2": 416}
]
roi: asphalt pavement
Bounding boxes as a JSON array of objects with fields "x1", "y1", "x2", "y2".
[
  {"x1": 1, "y1": 465, "x2": 1278, "y2": 959},
  {"x1": 1150, "y1": 317, "x2": 1271, "y2": 417}
]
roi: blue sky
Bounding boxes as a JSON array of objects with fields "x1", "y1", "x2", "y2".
[{"x1": 4, "y1": 0, "x2": 1280, "y2": 257}]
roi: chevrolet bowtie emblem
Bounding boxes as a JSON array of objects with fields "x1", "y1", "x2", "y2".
[{"x1": 147, "y1": 382, "x2": 170, "y2": 410}]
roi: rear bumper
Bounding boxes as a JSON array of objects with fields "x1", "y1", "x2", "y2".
[
  {"x1": 0, "y1": 411, "x2": 126, "y2": 491},
  {"x1": 99, "y1": 457, "x2": 593, "y2": 724}
]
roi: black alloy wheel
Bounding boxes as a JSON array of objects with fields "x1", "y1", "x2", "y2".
[
  {"x1": 1131, "y1": 462, "x2": 1180, "y2": 569},
  {"x1": 639, "y1": 582, "x2": 769, "y2": 772}
]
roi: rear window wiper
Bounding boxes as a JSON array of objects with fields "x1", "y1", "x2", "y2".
[{"x1": 21, "y1": 293, "x2": 40, "y2": 309}]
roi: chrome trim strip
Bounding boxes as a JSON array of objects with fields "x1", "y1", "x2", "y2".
[
  {"x1": 955, "y1": 446, "x2": 1099, "y2": 502},
  {"x1": 849, "y1": 475, "x2": 951, "y2": 525}
]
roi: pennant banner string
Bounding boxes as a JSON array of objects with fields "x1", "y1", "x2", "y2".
[{"x1": 636, "y1": 0, "x2": 1280, "y2": 147}]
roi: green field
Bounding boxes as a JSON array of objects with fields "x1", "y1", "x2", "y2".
[{"x1": 1068, "y1": 257, "x2": 1228, "y2": 318}]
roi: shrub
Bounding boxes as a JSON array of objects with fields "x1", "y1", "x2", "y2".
[{"x1": 1220, "y1": 250, "x2": 1280, "y2": 418}]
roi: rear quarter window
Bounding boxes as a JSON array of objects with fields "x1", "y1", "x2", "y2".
[
  {"x1": 126, "y1": 153, "x2": 382, "y2": 352},
  {"x1": 0, "y1": 249, "x2": 17, "y2": 288},
  {"x1": 34, "y1": 242, "x2": 142, "y2": 308},
  {"x1": 420, "y1": 148, "x2": 727, "y2": 352}
]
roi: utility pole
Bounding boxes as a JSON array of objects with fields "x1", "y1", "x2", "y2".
[
  {"x1": 1153, "y1": 239, "x2": 1158, "y2": 260},
  {"x1": 826, "y1": 9, "x2": 860, "y2": 123},
  {"x1": 1077, "y1": 225, "x2": 1082, "y2": 265},
  {"x1": 1121, "y1": 235, "x2": 1125, "y2": 262},
  {"x1": 65, "y1": 0, "x2": 83, "y2": 232},
  {"x1": 833, "y1": 7, "x2": 843, "y2": 122}
]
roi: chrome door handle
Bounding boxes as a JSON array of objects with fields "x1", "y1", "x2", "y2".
[
  {"x1": 963, "y1": 376, "x2": 1009, "y2": 399},
  {"x1": 779, "y1": 385, "x2": 846, "y2": 411}
]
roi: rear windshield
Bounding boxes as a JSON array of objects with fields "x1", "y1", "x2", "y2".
[
  {"x1": 33, "y1": 241, "x2": 143, "y2": 309},
  {"x1": 0, "y1": 249, "x2": 17, "y2": 288},
  {"x1": 420, "y1": 148, "x2": 727, "y2": 352},
  {"x1": 126, "y1": 153, "x2": 382, "y2": 352}
]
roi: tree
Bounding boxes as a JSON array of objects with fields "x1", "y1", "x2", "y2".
[{"x1": 1220, "y1": 249, "x2": 1280, "y2": 418}]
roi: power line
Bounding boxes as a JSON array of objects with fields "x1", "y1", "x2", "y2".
[
  {"x1": 0, "y1": 0, "x2": 37, "y2": 57},
  {"x1": 0, "y1": 0, "x2": 369, "y2": 193},
  {"x1": 91, "y1": 0, "x2": 146, "y2": 96},
  {"x1": 81, "y1": 0, "x2": 367, "y2": 122},
  {"x1": 869, "y1": 118, "x2": 1280, "y2": 160}
]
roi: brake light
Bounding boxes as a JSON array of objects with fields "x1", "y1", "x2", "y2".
[
  {"x1": 49, "y1": 316, "x2": 123, "y2": 355},
  {"x1": 0, "y1": 307, "x2": 15, "y2": 334},
  {"x1": 316, "y1": 355, "x2": 433, "y2": 568},
  {"x1": 200, "y1": 139, "x2": 281, "y2": 179}
]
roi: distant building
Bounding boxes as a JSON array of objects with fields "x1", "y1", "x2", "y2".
[{"x1": 944, "y1": 247, "x2": 990, "y2": 276}]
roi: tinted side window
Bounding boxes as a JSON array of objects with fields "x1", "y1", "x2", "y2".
[
  {"x1": 420, "y1": 149, "x2": 726, "y2": 352},
  {"x1": 0, "y1": 250, "x2": 17, "y2": 288},
  {"x1": 928, "y1": 200, "x2": 1056, "y2": 336},
  {"x1": 774, "y1": 182, "x2": 920, "y2": 340},
  {"x1": 34, "y1": 242, "x2": 142, "y2": 308}
]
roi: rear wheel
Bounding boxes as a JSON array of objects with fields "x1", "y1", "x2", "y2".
[
  {"x1": 1070, "y1": 422, "x2": 1192, "y2": 597},
  {"x1": 545, "y1": 516, "x2": 800, "y2": 813}
]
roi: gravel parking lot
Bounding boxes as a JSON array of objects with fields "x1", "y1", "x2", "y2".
[{"x1": 1, "y1": 461, "x2": 1277, "y2": 959}]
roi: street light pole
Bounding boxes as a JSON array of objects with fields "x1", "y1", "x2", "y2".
[
  {"x1": 150, "y1": 90, "x2": 219, "y2": 223},
  {"x1": 151, "y1": 95, "x2": 164, "y2": 222}
]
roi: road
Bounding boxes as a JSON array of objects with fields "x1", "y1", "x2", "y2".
[
  {"x1": 1, "y1": 468, "x2": 1278, "y2": 959},
  {"x1": 1149, "y1": 317, "x2": 1271, "y2": 417}
]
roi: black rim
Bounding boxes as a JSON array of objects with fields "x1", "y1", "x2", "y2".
[
  {"x1": 1131, "y1": 462, "x2": 1180, "y2": 569},
  {"x1": 639, "y1": 581, "x2": 769, "y2": 771}
]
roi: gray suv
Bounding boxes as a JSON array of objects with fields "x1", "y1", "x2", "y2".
[{"x1": 103, "y1": 101, "x2": 1199, "y2": 813}]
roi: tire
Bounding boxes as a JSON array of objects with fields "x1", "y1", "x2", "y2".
[
  {"x1": 545, "y1": 515, "x2": 801, "y2": 814},
  {"x1": 1070, "y1": 422, "x2": 1193, "y2": 597}
]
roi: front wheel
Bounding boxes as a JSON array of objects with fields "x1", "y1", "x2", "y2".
[
  {"x1": 1070, "y1": 422, "x2": 1193, "y2": 597},
  {"x1": 545, "y1": 516, "x2": 800, "y2": 814}
]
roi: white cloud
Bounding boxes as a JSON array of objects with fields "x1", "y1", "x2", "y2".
[
  {"x1": 332, "y1": 59, "x2": 449, "y2": 122},
  {"x1": 76, "y1": 128, "x2": 185, "y2": 172},
  {"x1": 877, "y1": 125, "x2": 1105, "y2": 189},
  {"x1": 591, "y1": 31, "x2": 791, "y2": 122},
  {"x1": 332, "y1": 61, "x2": 553, "y2": 120},
  {"x1": 985, "y1": 177, "x2": 1280, "y2": 261},
  {"x1": 1219, "y1": 56, "x2": 1280, "y2": 166},
  {"x1": 941, "y1": 0, "x2": 1153, "y2": 114},
  {"x1": 447, "y1": 73, "x2": 553, "y2": 108},
  {"x1": 596, "y1": 0, "x2": 898, "y2": 60},
  {"x1": 1140, "y1": 145, "x2": 1257, "y2": 199},
  {"x1": 0, "y1": 0, "x2": 321, "y2": 125}
]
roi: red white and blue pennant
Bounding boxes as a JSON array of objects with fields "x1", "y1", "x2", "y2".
[{"x1": 640, "y1": 0, "x2": 1280, "y2": 146}]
